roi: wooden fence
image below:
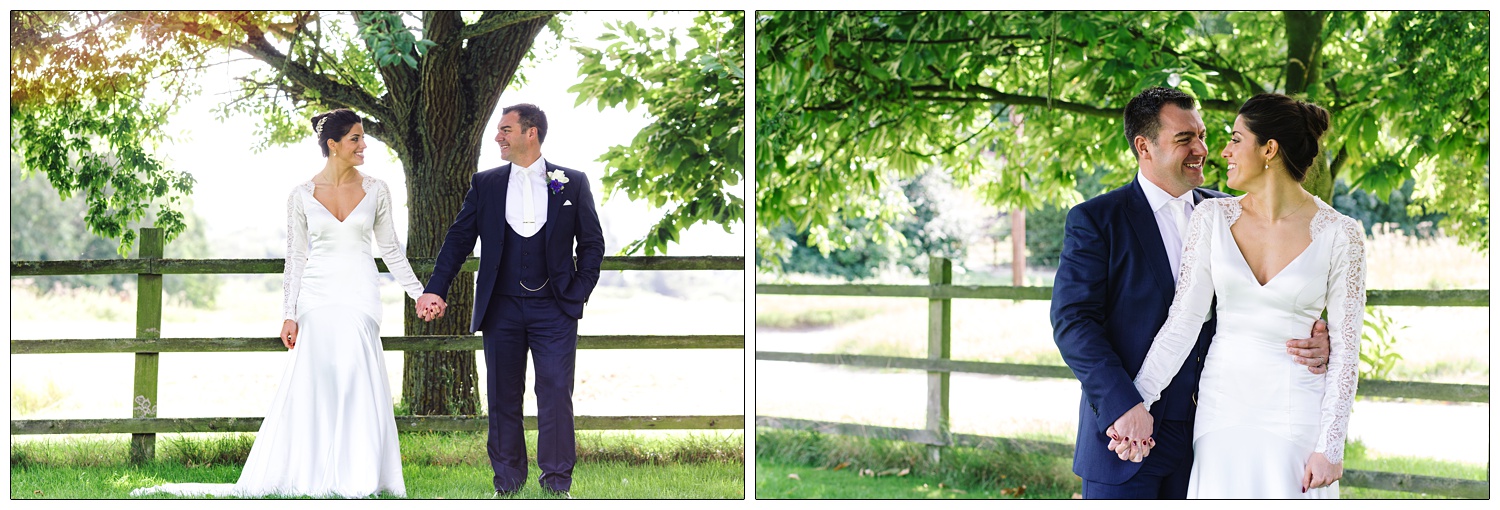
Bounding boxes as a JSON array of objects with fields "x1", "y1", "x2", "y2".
[
  {"x1": 11, "y1": 228, "x2": 746, "y2": 464},
  {"x1": 755, "y1": 257, "x2": 1489, "y2": 498}
]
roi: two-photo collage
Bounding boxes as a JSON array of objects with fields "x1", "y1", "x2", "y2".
[{"x1": 7, "y1": 8, "x2": 1492, "y2": 502}]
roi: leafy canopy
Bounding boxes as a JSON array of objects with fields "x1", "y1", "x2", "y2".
[
  {"x1": 10, "y1": 11, "x2": 222, "y2": 253},
  {"x1": 570, "y1": 11, "x2": 745, "y2": 255},
  {"x1": 755, "y1": 11, "x2": 1489, "y2": 269}
]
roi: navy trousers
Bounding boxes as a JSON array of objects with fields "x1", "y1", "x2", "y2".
[
  {"x1": 481, "y1": 295, "x2": 578, "y2": 493},
  {"x1": 1081, "y1": 420, "x2": 1195, "y2": 499}
]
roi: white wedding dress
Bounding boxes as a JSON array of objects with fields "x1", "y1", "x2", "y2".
[
  {"x1": 133, "y1": 174, "x2": 423, "y2": 498},
  {"x1": 1133, "y1": 196, "x2": 1365, "y2": 499}
]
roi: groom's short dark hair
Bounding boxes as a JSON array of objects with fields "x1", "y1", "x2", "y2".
[
  {"x1": 503, "y1": 103, "x2": 548, "y2": 144},
  {"x1": 1124, "y1": 87, "x2": 1197, "y2": 158}
]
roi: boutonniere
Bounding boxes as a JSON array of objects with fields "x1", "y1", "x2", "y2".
[{"x1": 547, "y1": 169, "x2": 569, "y2": 195}]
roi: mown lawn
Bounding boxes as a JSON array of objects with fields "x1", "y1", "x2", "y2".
[
  {"x1": 12, "y1": 430, "x2": 744, "y2": 499},
  {"x1": 754, "y1": 428, "x2": 1484, "y2": 499}
]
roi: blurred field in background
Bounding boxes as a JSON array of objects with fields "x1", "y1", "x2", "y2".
[
  {"x1": 755, "y1": 228, "x2": 1488, "y2": 465},
  {"x1": 11, "y1": 271, "x2": 745, "y2": 427}
]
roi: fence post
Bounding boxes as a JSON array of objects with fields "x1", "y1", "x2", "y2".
[
  {"x1": 926, "y1": 256, "x2": 953, "y2": 463},
  {"x1": 131, "y1": 227, "x2": 163, "y2": 464}
]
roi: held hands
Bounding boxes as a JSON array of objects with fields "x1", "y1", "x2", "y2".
[
  {"x1": 1107, "y1": 402, "x2": 1156, "y2": 463},
  {"x1": 416, "y1": 293, "x2": 447, "y2": 322},
  {"x1": 1287, "y1": 319, "x2": 1331, "y2": 374},
  {"x1": 1302, "y1": 452, "x2": 1342, "y2": 492},
  {"x1": 280, "y1": 320, "x2": 298, "y2": 349}
]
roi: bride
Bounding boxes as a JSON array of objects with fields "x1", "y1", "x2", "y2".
[
  {"x1": 1128, "y1": 94, "x2": 1365, "y2": 498},
  {"x1": 133, "y1": 109, "x2": 422, "y2": 498}
]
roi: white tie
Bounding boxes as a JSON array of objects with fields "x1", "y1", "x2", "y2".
[
  {"x1": 1170, "y1": 197, "x2": 1190, "y2": 238},
  {"x1": 520, "y1": 167, "x2": 536, "y2": 235}
]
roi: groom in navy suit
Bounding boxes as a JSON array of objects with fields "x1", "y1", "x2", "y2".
[
  {"x1": 418, "y1": 103, "x2": 605, "y2": 496},
  {"x1": 1051, "y1": 87, "x2": 1329, "y2": 499}
]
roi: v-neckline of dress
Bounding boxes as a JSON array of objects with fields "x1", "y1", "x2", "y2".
[
  {"x1": 1224, "y1": 196, "x2": 1328, "y2": 288},
  {"x1": 310, "y1": 177, "x2": 369, "y2": 223}
]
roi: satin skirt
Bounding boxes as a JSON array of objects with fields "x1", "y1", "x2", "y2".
[
  {"x1": 1187, "y1": 330, "x2": 1335, "y2": 499},
  {"x1": 132, "y1": 304, "x2": 404, "y2": 498}
]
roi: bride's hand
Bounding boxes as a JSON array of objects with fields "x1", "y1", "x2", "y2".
[
  {"x1": 281, "y1": 320, "x2": 299, "y2": 349},
  {"x1": 1301, "y1": 452, "x2": 1342, "y2": 492}
]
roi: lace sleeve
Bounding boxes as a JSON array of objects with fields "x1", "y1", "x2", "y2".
[
  {"x1": 282, "y1": 186, "x2": 309, "y2": 321},
  {"x1": 371, "y1": 178, "x2": 426, "y2": 300},
  {"x1": 1316, "y1": 216, "x2": 1366, "y2": 464},
  {"x1": 1133, "y1": 199, "x2": 1219, "y2": 410}
]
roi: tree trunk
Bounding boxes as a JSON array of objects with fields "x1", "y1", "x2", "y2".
[
  {"x1": 396, "y1": 13, "x2": 552, "y2": 416},
  {"x1": 1283, "y1": 11, "x2": 1333, "y2": 202}
]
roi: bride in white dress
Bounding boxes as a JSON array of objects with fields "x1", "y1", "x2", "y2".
[
  {"x1": 134, "y1": 109, "x2": 422, "y2": 498},
  {"x1": 1130, "y1": 94, "x2": 1365, "y2": 498}
]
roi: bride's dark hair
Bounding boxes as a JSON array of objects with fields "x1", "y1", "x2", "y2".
[
  {"x1": 311, "y1": 109, "x2": 363, "y2": 157},
  {"x1": 1237, "y1": 94, "x2": 1330, "y2": 182}
]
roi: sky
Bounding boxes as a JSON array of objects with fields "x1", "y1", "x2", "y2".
[{"x1": 145, "y1": 11, "x2": 742, "y2": 259}]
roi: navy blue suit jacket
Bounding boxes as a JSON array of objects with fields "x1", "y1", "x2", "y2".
[
  {"x1": 425, "y1": 162, "x2": 606, "y2": 331},
  {"x1": 1050, "y1": 178, "x2": 1224, "y2": 485}
]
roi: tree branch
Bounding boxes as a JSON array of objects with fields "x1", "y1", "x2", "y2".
[
  {"x1": 852, "y1": 35, "x2": 1034, "y2": 45},
  {"x1": 157, "y1": 13, "x2": 393, "y2": 123},
  {"x1": 911, "y1": 84, "x2": 1118, "y2": 117},
  {"x1": 353, "y1": 10, "x2": 417, "y2": 124},
  {"x1": 1121, "y1": 25, "x2": 1266, "y2": 99},
  {"x1": 458, "y1": 11, "x2": 559, "y2": 40},
  {"x1": 362, "y1": 118, "x2": 389, "y2": 143},
  {"x1": 234, "y1": 23, "x2": 393, "y2": 122}
]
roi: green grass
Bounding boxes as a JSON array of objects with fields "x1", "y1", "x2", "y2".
[
  {"x1": 758, "y1": 458, "x2": 1050, "y2": 499},
  {"x1": 1388, "y1": 358, "x2": 1489, "y2": 383},
  {"x1": 755, "y1": 428, "x2": 1484, "y2": 499},
  {"x1": 755, "y1": 428, "x2": 1077, "y2": 499},
  {"x1": 12, "y1": 431, "x2": 743, "y2": 499}
]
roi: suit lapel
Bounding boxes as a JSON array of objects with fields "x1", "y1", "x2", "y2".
[
  {"x1": 543, "y1": 162, "x2": 562, "y2": 242},
  {"x1": 1123, "y1": 179, "x2": 1177, "y2": 297}
]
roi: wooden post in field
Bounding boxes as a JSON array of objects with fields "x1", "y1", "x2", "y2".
[
  {"x1": 1012, "y1": 209, "x2": 1026, "y2": 286},
  {"x1": 131, "y1": 227, "x2": 163, "y2": 464},
  {"x1": 926, "y1": 256, "x2": 953, "y2": 462}
]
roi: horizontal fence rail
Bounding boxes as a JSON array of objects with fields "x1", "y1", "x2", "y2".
[
  {"x1": 11, "y1": 255, "x2": 745, "y2": 276},
  {"x1": 753, "y1": 351, "x2": 1489, "y2": 403},
  {"x1": 754, "y1": 417, "x2": 1489, "y2": 499},
  {"x1": 13, "y1": 335, "x2": 744, "y2": 354},
  {"x1": 756, "y1": 284, "x2": 1488, "y2": 307},
  {"x1": 755, "y1": 256, "x2": 1488, "y2": 498},
  {"x1": 15, "y1": 415, "x2": 746, "y2": 435},
  {"x1": 10, "y1": 228, "x2": 745, "y2": 465}
]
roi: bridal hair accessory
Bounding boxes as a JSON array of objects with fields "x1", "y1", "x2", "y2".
[
  {"x1": 547, "y1": 169, "x2": 569, "y2": 195},
  {"x1": 316, "y1": 116, "x2": 329, "y2": 136}
]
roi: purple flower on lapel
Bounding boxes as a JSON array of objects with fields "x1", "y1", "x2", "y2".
[{"x1": 547, "y1": 169, "x2": 568, "y2": 195}]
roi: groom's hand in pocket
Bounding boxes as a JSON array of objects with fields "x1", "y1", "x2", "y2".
[{"x1": 1287, "y1": 319, "x2": 1331, "y2": 374}]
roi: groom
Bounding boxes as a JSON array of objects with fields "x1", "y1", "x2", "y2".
[
  {"x1": 1051, "y1": 87, "x2": 1330, "y2": 499},
  {"x1": 417, "y1": 103, "x2": 605, "y2": 496}
]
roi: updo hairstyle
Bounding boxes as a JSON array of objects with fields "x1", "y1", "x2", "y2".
[
  {"x1": 1237, "y1": 93, "x2": 1331, "y2": 182},
  {"x1": 311, "y1": 109, "x2": 363, "y2": 157}
]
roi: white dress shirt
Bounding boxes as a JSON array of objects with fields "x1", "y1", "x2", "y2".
[
  {"x1": 1137, "y1": 170, "x2": 1195, "y2": 282},
  {"x1": 505, "y1": 155, "x2": 549, "y2": 238}
]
